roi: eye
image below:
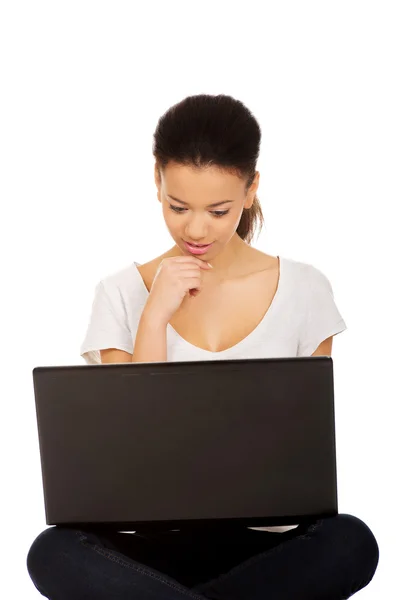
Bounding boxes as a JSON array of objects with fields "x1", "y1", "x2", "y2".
[
  {"x1": 169, "y1": 205, "x2": 187, "y2": 214},
  {"x1": 211, "y1": 210, "x2": 229, "y2": 217},
  {"x1": 169, "y1": 205, "x2": 230, "y2": 217}
]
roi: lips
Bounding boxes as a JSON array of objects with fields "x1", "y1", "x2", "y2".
[{"x1": 183, "y1": 241, "x2": 213, "y2": 255}]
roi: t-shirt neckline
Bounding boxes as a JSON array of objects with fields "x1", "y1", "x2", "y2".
[{"x1": 132, "y1": 256, "x2": 284, "y2": 356}]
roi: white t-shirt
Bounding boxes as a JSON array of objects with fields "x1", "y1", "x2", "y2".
[{"x1": 80, "y1": 255, "x2": 347, "y2": 532}]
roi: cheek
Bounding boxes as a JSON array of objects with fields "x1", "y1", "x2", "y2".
[
  {"x1": 232, "y1": 208, "x2": 245, "y2": 229},
  {"x1": 162, "y1": 206, "x2": 175, "y2": 226},
  {"x1": 223, "y1": 210, "x2": 243, "y2": 232},
  {"x1": 162, "y1": 211, "x2": 182, "y2": 239}
]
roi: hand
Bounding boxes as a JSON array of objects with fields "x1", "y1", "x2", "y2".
[{"x1": 144, "y1": 256, "x2": 213, "y2": 326}]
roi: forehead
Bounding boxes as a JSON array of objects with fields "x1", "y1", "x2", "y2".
[{"x1": 161, "y1": 163, "x2": 245, "y2": 197}]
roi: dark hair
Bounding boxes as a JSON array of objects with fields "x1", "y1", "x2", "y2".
[{"x1": 152, "y1": 94, "x2": 264, "y2": 244}]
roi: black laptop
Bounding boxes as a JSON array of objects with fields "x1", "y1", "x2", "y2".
[{"x1": 32, "y1": 356, "x2": 338, "y2": 531}]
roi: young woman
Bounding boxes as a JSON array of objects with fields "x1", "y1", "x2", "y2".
[{"x1": 27, "y1": 94, "x2": 379, "y2": 599}]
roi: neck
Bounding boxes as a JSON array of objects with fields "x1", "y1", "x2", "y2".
[{"x1": 208, "y1": 234, "x2": 250, "y2": 274}]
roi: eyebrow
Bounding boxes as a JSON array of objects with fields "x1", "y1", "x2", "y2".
[{"x1": 167, "y1": 195, "x2": 234, "y2": 208}]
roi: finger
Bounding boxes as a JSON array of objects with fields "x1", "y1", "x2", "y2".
[
  {"x1": 183, "y1": 277, "x2": 202, "y2": 292},
  {"x1": 170, "y1": 256, "x2": 212, "y2": 269},
  {"x1": 179, "y1": 268, "x2": 205, "y2": 278}
]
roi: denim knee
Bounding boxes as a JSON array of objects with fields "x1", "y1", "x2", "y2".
[
  {"x1": 336, "y1": 514, "x2": 378, "y2": 556},
  {"x1": 325, "y1": 513, "x2": 379, "y2": 584},
  {"x1": 26, "y1": 526, "x2": 82, "y2": 594}
]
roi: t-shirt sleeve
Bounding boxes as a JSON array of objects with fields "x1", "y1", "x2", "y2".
[
  {"x1": 80, "y1": 280, "x2": 133, "y2": 365},
  {"x1": 297, "y1": 266, "x2": 347, "y2": 357}
]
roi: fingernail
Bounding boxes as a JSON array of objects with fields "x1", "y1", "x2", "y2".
[{"x1": 207, "y1": 262, "x2": 213, "y2": 268}]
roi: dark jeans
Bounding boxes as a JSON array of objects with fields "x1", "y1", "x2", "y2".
[{"x1": 27, "y1": 513, "x2": 379, "y2": 600}]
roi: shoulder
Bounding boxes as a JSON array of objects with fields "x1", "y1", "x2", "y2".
[
  {"x1": 242, "y1": 248, "x2": 279, "y2": 277},
  {"x1": 97, "y1": 249, "x2": 173, "y2": 300},
  {"x1": 100, "y1": 262, "x2": 139, "y2": 291},
  {"x1": 282, "y1": 256, "x2": 333, "y2": 288},
  {"x1": 96, "y1": 262, "x2": 147, "y2": 317},
  {"x1": 135, "y1": 256, "x2": 165, "y2": 292},
  {"x1": 240, "y1": 249, "x2": 330, "y2": 292},
  {"x1": 245, "y1": 249, "x2": 326, "y2": 285},
  {"x1": 279, "y1": 257, "x2": 336, "y2": 311}
]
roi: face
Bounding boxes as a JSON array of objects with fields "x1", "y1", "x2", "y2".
[{"x1": 154, "y1": 162, "x2": 259, "y2": 259}]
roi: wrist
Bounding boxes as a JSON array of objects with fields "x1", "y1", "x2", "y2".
[{"x1": 141, "y1": 301, "x2": 169, "y2": 329}]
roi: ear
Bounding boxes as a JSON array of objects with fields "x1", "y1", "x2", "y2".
[
  {"x1": 243, "y1": 171, "x2": 260, "y2": 209},
  {"x1": 154, "y1": 163, "x2": 162, "y2": 203}
]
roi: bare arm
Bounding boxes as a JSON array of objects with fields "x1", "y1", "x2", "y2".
[
  {"x1": 99, "y1": 312, "x2": 167, "y2": 364},
  {"x1": 100, "y1": 256, "x2": 209, "y2": 365},
  {"x1": 131, "y1": 306, "x2": 168, "y2": 363}
]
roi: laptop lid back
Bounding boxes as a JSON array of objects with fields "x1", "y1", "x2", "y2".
[{"x1": 32, "y1": 357, "x2": 338, "y2": 530}]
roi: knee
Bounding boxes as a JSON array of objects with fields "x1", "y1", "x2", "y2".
[
  {"x1": 26, "y1": 526, "x2": 81, "y2": 591},
  {"x1": 328, "y1": 513, "x2": 380, "y2": 576},
  {"x1": 336, "y1": 514, "x2": 379, "y2": 555}
]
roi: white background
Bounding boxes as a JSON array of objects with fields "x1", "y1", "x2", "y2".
[{"x1": 1, "y1": 1, "x2": 398, "y2": 597}]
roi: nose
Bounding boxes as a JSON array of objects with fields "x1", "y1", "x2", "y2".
[{"x1": 184, "y1": 214, "x2": 208, "y2": 242}]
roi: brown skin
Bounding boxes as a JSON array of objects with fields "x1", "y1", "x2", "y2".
[
  {"x1": 154, "y1": 161, "x2": 260, "y2": 274},
  {"x1": 100, "y1": 163, "x2": 333, "y2": 362}
]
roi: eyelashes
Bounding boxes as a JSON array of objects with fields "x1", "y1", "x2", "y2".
[{"x1": 169, "y1": 205, "x2": 230, "y2": 218}]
